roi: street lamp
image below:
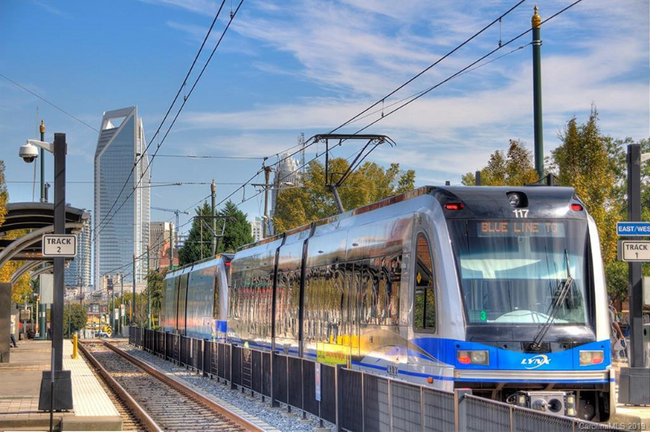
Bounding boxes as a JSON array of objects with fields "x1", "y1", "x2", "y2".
[{"x1": 18, "y1": 133, "x2": 73, "y2": 411}]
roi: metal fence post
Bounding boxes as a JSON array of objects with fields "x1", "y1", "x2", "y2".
[
  {"x1": 454, "y1": 389, "x2": 472, "y2": 432},
  {"x1": 270, "y1": 350, "x2": 279, "y2": 407},
  {"x1": 335, "y1": 364, "x2": 342, "y2": 432},
  {"x1": 230, "y1": 344, "x2": 236, "y2": 390},
  {"x1": 286, "y1": 355, "x2": 291, "y2": 413}
]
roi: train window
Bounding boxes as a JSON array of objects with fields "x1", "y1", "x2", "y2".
[
  {"x1": 414, "y1": 233, "x2": 436, "y2": 331},
  {"x1": 212, "y1": 271, "x2": 219, "y2": 320}
]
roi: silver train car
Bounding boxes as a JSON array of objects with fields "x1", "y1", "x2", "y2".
[
  {"x1": 162, "y1": 255, "x2": 232, "y2": 340},
  {"x1": 163, "y1": 186, "x2": 613, "y2": 421}
]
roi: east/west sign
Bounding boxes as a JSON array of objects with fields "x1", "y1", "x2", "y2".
[
  {"x1": 617, "y1": 222, "x2": 650, "y2": 237},
  {"x1": 42, "y1": 234, "x2": 77, "y2": 257}
]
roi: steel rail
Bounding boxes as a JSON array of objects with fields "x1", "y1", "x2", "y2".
[
  {"x1": 101, "y1": 340, "x2": 264, "y2": 432},
  {"x1": 77, "y1": 341, "x2": 162, "y2": 432}
]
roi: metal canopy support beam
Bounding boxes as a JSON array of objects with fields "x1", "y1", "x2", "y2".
[
  {"x1": 0, "y1": 222, "x2": 84, "y2": 268},
  {"x1": 10, "y1": 261, "x2": 42, "y2": 285}
]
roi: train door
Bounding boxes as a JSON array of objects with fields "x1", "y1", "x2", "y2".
[
  {"x1": 408, "y1": 230, "x2": 453, "y2": 389},
  {"x1": 177, "y1": 273, "x2": 189, "y2": 335}
]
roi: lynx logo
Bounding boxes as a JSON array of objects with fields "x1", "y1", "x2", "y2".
[{"x1": 521, "y1": 354, "x2": 551, "y2": 370}]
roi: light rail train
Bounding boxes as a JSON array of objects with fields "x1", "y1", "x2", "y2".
[{"x1": 162, "y1": 186, "x2": 613, "y2": 421}]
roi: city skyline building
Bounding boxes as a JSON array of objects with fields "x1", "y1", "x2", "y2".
[
  {"x1": 269, "y1": 150, "x2": 301, "y2": 236},
  {"x1": 64, "y1": 210, "x2": 92, "y2": 290},
  {"x1": 149, "y1": 221, "x2": 175, "y2": 270},
  {"x1": 94, "y1": 106, "x2": 150, "y2": 288},
  {"x1": 250, "y1": 217, "x2": 263, "y2": 242}
]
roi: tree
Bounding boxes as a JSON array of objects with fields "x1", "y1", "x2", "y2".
[
  {"x1": 217, "y1": 201, "x2": 254, "y2": 253},
  {"x1": 178, "y1": 203, "x2": 214, "y2": 265},
  {"x1": 462, "y1": 140, "x2": 538, "y2": 186},
  {"x1": 144, "y1": 269, "x2": 166, "y2": 328},
  {"x1": 551, "y1": 109, "x2": 619, "y2": 264},
  {"x1": 274, "y1": 159, "x2": 416, "y2": 232},
  {"x1": 63, "y1": 303, "x2": 87, "y2": 338}
]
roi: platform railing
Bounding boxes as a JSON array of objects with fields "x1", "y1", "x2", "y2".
[{"x1": 128, "y1": 328, "x2": 622, "y2": 432}]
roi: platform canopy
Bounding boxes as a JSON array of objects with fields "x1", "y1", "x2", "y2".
[{"x1": 0, "y1": 202, "x2": 89, "y2": 272}]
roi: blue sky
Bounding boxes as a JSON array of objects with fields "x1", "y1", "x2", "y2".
[{"x1": 1, "y1": 0, "x2": 648, "y2": 235}]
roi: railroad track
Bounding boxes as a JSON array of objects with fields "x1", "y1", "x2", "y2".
[{"x1": 79, "y1": 341, "x2": 261, "y2": 432}]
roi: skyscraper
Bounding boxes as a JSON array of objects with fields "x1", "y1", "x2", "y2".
[
  {"x1": 94, "y1": 107, "x2": 150, "y2": 289},
  {"x1": 64, "y1": 211, "x2": 91, "y2": 289},
  {"x1": 149, "y1": 221, "x2": 174, "y2": 269}
]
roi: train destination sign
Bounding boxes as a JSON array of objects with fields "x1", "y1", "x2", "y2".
[
  {"x1": 42, "y1": 234, "x2": 77, "y2": 257},
  {"x1": 478, "y1": 221, "x2": 565, "y2": 237},
  {"x1": 618, "y1": 240, "x2": 650, "y2": 262},
  {"x1": 617, "y1": 222, "x2": 650, "y2": 237}
]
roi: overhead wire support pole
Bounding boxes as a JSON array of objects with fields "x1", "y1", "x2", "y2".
[
  {"x1": 532, "y1": 6, "x2": 544, "y2": 180},
  {"x1": 147, "y1": 244, "x2": 151, "y2": 330},
  {"x1": 132, "y1": 254, "x2": 136, "y2": 326},
  {"x1": 39, "y1": 120, "x2": 47, "y2": 340},
  {"x1": 211, "y1": 180, "x2": 217, "y2": 255}
]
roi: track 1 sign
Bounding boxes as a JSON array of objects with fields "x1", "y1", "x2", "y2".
[
  {"x1": 618, "y1": 240, "x2": 650, "y2": 262},
  {"x1": 42, "y1": 234, "x2": 77, "y2": 257}
]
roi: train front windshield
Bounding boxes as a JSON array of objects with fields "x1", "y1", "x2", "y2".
[{"x1": 449, "y1": 220, "x2": 589, "y2": 325}]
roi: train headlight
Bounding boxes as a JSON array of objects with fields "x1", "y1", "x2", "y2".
[
  {"x1": 579, "y1": 350, "x2": 604, "y2": 366},
  {"x1": 508, "y1": 193, "x2": 521, "y2": 207},
  {"x1": 457, "y1": 350, "x2": 489, "y2": 365}
]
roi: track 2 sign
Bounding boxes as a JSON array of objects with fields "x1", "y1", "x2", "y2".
[{"x1": 42, "y1": 234, "x2": 77, "y2": 257}]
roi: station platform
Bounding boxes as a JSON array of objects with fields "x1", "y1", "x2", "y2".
[
  {"x1": 0, "y1": 339, "x2": 122, "y2": 431},
  {"x1": 612, "y1": 361, "x2": 650, "y2": 430}
]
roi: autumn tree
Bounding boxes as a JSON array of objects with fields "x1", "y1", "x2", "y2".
[
  {"x1": 274, "y1": 159, "x2": 416, "y2": 232},
  {"x1": 462, "y1": 140, "x2": 538, "y2": 186},
  {"x1": 0, "y1": 161, "x2": 32, "y2": 304}
]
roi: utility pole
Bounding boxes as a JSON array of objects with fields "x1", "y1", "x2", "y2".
[
  {"x1": 146, "y1": 244, "x2": 151, "y2": 329},
  {"x1": 169, "y1": 224, "x2": 174, "y2": 270},
  {"x1": 532, "y1": 6, "x2": 544, "y2": 180},
  {"x1": 263, "y1": 166, "x2": 272, "y2": 238},
  {"x1": 618, "y1": 144, "x2": 650, "y2": 404},
  {"x1": 211, "y1": 179, "x2": 217, "y2": 255},
  {"x1": 38, "y1": 120, "x2": 47, "y2": 339},
  {"x1": 120, "y1": 273, "x2": 124, "y2": 336},
  {"x1": 131, "y1": 254, "x2": 136, "y2": 326}
]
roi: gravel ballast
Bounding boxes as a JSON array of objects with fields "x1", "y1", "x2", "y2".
[{"x1": 119, "y1": 343, "x2": 333, "y2": 432}]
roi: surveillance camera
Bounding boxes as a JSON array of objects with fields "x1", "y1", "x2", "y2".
[{"x1": 19, "y1": 143, "x2": 39, "y2": 163}]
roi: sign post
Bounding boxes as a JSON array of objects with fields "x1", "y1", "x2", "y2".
[{"x1": 617, "y1": 143, "x2": 650, "y2": 405}]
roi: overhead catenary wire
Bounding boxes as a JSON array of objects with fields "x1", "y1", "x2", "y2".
[
  {"x1": 218, "y1": 0, "x2": 585, "y2": 214},
  {"x1": 208, "y1": 0, "x2": 531, "y2": 210},
  {"x1": 0, "y1": 72, "x2": 100, "y2": 132}
]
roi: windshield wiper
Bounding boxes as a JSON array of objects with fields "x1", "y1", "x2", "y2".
[{"x1": 529, "y1": 250, "x2": 573, "y2": 352}]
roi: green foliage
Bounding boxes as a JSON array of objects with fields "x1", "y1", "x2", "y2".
[
  {"x1": 144, "y1": 269, "x2": 165, "y2": 327},
  {"x1": 178, "y1": 203, "x2": 215, "y2": 265},
  {"x1": 551, "y1": 109, "x2": 619, "y2": 263},
  {"x1": 462, "y1": 140, "x2": 538, "y2": 186},
  {"x1": 217, "y1": 201, "x2": 254, "y2": 253},
  {"x1": 64, "y1": 303, "x2": 87, "y2": 338},
  {"x1": 178, "y1": 200, "x2": 254, "y2": 265},
  {"x1": 274, "y1": 159, "x2": 416, "y2": 232}
]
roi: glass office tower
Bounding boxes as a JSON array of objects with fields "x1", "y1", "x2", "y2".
[{"x1": 94, "y1": 107, "x2": 150, "y2": 289}]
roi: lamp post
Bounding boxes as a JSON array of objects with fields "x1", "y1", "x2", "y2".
[
  {"x1": 38, "y1": 121, "x2": 47, "y2": 340},
  {"x1": 19, "y1": 133, "x2": 73, "y2": 410}
]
